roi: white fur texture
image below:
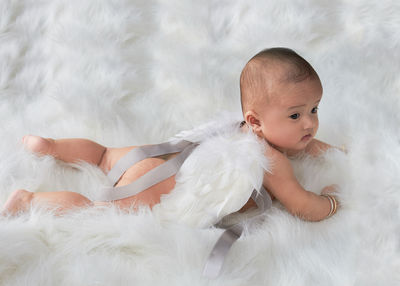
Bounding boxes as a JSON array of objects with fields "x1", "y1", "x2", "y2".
[{"x1": 1, "y1": 0, "x2": 400, "y2": 285}]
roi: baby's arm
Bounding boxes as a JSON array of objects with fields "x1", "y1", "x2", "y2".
[{"x1": 264, "y1": 145, "x2": 336, "y2": 222}]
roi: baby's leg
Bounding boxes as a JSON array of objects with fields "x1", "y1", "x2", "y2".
[
  {"x1": 22, "y1": 135, "x2": 107, "y2": 166},
  {"x1": 1, "y1": 189, "x2": 92, "y2": 216},
  {"x1": 15, "y1": 136, "x2": 174, "y2": 215},
  {"x1": 2, "y1": 148, "x2": 177, "y2": 215},
  {"x1": 22, "y1": 135, "x2": 138, "y2": 175},
  {"x1": 103, "y1": 156, "x2": 177, "y2": 211}
]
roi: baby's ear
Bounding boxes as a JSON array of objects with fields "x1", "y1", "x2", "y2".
[
  {"x1": 245, "y1": 113, "x2": 263, "y2": 137},
  {"x1": 250, "y1": 123, "x2": 261, "y2": 134},
  {"x1": 244, "y1": 111, "x2": 261, "y2": 127}
]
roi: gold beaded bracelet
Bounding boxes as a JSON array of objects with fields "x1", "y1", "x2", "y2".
[{"x1": 321, "y1": 194, "x2": 338, "y2": 218}]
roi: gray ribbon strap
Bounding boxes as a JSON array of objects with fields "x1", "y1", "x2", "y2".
[
  {"x1": 97, "y1": 132, "x2": 272, "y2": 279},
  {"x1": 99, "y1": 142, "x2": 197, "y2": 202},
  {"x1": 202, "y1": 224, "x2": 243, "y2": 278},
  {"x1": 202, "y1": 186, "x2": 272, "y2": 278},
  {"x1": 107, "y1": 140, "x2": 193, "y2": 185},
  {"x1": 250, "y1": 186, "x2": 273, "y2": 216},
  {"x1": 213, "y1": 186, "x2": 272, "y2": 229}
]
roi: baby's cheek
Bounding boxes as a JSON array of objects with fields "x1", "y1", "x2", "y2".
[
  {"x1": 271, "y1": 133, "x2": 293, "y2": 148},
  {"x1": 264, "y1": 125, "x2": 293, "y2": 147},
  {"x1": 263, "y1": 128, "x2": 281, "y2": 143},
  {"x1": 313, "y1": 119, "x2": 319, "y2": 136}
]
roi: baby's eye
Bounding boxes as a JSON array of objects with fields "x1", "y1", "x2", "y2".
[
  {"x1": 311, "y1": 107, "x2": 319, "y2": 113},
  {"x1": 290, "y1": 113, "x2": 300, "y2": 120}
]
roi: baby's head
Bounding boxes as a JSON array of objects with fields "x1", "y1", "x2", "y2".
[{"x1": 240, "y1": 47, "x2": 323, "y2": 154}]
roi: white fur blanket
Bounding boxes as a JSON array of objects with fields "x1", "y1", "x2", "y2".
[{"x1": 1, "y1": 1, "x2": 400, "y2": 285}]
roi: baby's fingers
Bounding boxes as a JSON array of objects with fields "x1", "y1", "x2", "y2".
[{"x1": 321, "y1": 184, "x2": 339, "y2": 195}]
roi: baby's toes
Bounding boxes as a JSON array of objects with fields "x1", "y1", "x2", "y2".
[
  {"x1": 22, "y1": 135, "x2": 52, "y2": 155},
  {"x1": 1, "y1": 189, "x2": 33, "y2": 216}
]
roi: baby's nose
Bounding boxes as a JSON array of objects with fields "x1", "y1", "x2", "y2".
[{"x1": 303, "y1": 116, "x2": 315, "y2": 129}]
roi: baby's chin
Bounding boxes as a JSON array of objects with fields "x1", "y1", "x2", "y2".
[
  {"x1": 263, "y1": 136, "x2": 312, "y2": 154},
  {"x1": 286, "y1": 138, "x2": 315, "y2": 155},
  {"x1": 270, "y1": 142, "x2": 310, "y2": 156}
]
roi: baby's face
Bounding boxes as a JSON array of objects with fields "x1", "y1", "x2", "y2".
[{"x1": 256, "y1": 78, "x2": 323, "y2": 153}]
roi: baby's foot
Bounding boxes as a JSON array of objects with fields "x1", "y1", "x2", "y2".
[
  {"x1": 22, "y1": 135, "x2": 54, "y2": 156},
  {"x1": 1, "y1": 189, "x2": 33, "y2": 216}
]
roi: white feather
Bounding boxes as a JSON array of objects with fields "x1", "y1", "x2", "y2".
[{"x1": 153, "y1": 113, "x2": 270, "y2": 228}]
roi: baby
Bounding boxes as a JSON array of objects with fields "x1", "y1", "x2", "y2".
[
  {"x1": 1, "y1": 47, "x2": 340, "y2": 221},
  {"x1": 238, "y1": 47, "x2": 340, "y2": 221}
]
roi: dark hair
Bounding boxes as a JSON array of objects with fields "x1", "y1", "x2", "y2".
[
  {"x1": 240, "y1": 47, "x2": 321, "y2": 113},
  {"x1": 251, "y1": 47, "x2": 319, "y2": 83}
]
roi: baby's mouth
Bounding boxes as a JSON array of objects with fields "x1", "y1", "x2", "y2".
[{"x1": 301, "y1": 134, "x2": 312, "y2": 141}]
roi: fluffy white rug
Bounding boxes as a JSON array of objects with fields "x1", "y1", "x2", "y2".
[{"x1": 1, "y1": 0, "x2": 400, "y2": 285}]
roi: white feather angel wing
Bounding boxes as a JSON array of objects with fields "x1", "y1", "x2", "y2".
[
  {"x1": 153, "y1": 117, "x2": 270, "y2": 228},
  {"x1": 169, "y1": 111, "x2": 244, "y2": 143}
]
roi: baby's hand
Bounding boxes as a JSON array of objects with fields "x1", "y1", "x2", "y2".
[{"x1": 321, "y1": 184, "x2": 339, "y2": 195}]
